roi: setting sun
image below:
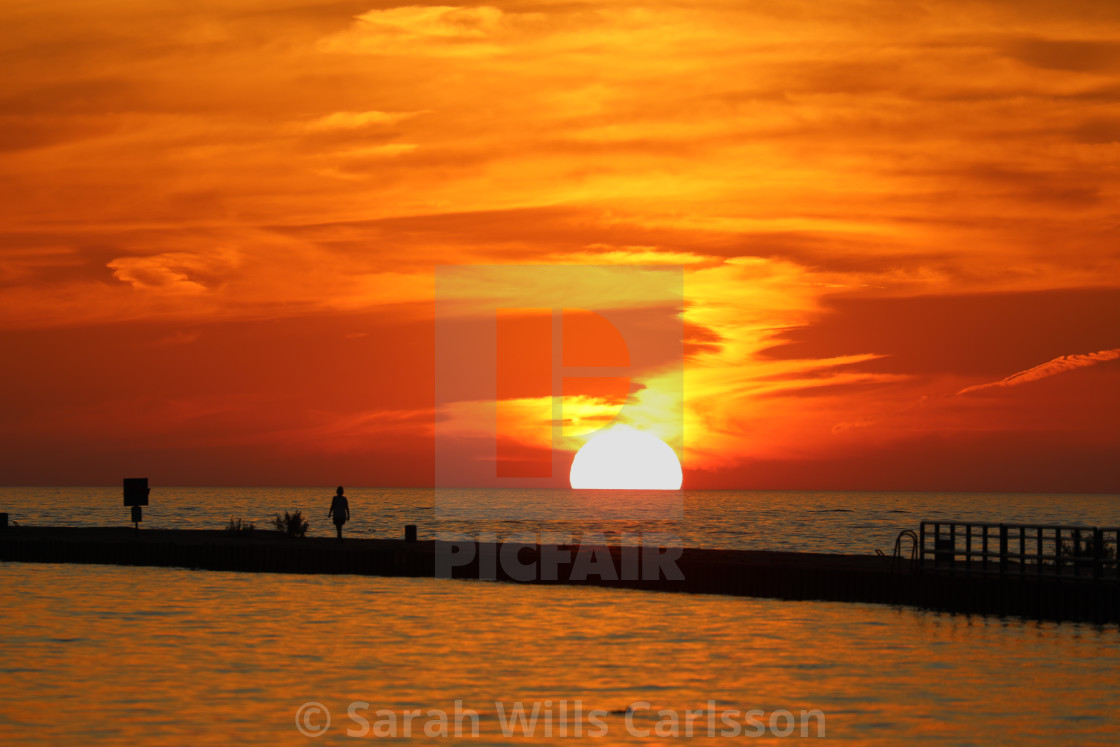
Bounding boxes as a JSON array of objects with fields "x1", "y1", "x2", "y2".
[{"x1": 569, "y1": 425, "x2": 683, "y2": 490}]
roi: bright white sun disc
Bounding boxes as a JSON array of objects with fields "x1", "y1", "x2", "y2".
[{"x1": 569, "y1": 425, "x2": 683, "y2": 489}]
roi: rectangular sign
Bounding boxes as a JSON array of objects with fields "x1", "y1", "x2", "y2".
[{"x1": 123, "y1": 477, "x2": 149, "y2": 506}]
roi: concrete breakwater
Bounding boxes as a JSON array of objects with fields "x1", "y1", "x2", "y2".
[{"x1": 2, "y1": 526, "x2": 1116, "y2": 623}]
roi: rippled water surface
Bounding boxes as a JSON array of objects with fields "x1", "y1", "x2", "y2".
[
  {"x1": 3, "y1": 487, "x2": 1118, "y2": 553},
  {"x1": 4, "y1": 489, "x2": 1119, "y2": 744},
  {"x1": 1, "y1": 563, "x2": 1118, "y2": 744}
]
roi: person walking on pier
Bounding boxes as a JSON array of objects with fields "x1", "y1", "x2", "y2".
[{"x1": 328, "y1": 486, "x2": 350, "y2": 541}]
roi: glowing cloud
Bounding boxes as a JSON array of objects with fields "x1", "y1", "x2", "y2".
[
  {"x1": 958, "y1": 349, "x2": 1120, "y2": 395},
  {"x1": 303, "y1": 110, "x2": 423, "y2": 131}
]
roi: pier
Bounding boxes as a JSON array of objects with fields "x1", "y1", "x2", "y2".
[
  {"x1": 2, "y1": 524, "x2": 1117, "y2": 623},
  {"x1": 921, "y1": 520, "x2": 1120, "y2": 579}
]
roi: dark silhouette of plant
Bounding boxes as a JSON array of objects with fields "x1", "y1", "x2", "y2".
[
  {"x1": 1061, "y1": 534, "x2": 1116, "y2": 562},
  {"x1": 273, "y1": 509, "x2": 309, "y2": 538},
  {"x1": 226, "y1": 517, "x2": 255, "y2": 535}
]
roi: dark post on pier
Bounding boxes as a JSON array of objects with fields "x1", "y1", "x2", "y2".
[{"x1": 124, "y1": 478, "x2": 148, "y2": 531}]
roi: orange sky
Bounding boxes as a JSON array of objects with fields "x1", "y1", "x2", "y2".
[{"x1": 1, "y1": 0, "x2": 1118, "y2": 491}]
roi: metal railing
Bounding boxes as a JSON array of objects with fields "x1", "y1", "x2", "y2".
[{"x1": 919, "y1": 521, "x2": 1120, "y2": 580}]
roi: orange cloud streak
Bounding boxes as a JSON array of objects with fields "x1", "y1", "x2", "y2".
[{"x1": 957, "y1": 348, "x2": 1120, "y2": 395}]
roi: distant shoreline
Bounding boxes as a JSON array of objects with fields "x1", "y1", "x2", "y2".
[{"x1": 2, "y1": 526, "x2": 1116, "y2": 624}]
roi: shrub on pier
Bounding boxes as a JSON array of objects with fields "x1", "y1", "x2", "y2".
[
  {"x1": 273, "y1": 510, "x2": 309, "y2": 538},
  {"x1": 225, "y1": 517, "x2": 255, "y2": 535}
]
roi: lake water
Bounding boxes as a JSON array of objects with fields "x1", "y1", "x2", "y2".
[
  {"x1": 2, "y1": 489, "x2": 1119, "y2": 744},
  {"x1": 3, "y1": 487, "x2": 1119, "y2": 554},
  {"x1": 1, "y1": 562, "x2": 1118, "y2": 745}
]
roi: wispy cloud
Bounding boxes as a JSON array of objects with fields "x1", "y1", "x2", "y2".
[
  {"x1": 958, "y1": 348, "x2": 1120, "y2": 395},
  {"x1": 316, "y1": 5, "x2": 513, "y2": 56},
  {"x1": 107, "y1": 249, "x2": 240, "y2": 294},
  {"x1": 303, "y1": 110, "x2": 422, "y2": 132},
  {"x1": 548, "y1": 246, "x2": 717, "y2": 266},
  {"x1": 833, "y1": 347, "x2": 1120, "y2": 434}
]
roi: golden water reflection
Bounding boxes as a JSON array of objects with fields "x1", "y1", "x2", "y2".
[{"x1": 1, "y1": 563, "x2": 1117, "y2": 744}]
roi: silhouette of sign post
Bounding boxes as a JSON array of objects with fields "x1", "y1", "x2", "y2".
[{"x1": 124, "y1": 478, "x2": 149, "y2": 532}]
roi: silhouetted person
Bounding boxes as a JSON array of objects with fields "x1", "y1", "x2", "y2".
[{"x1": 328, "y1": 486, "x2": 350, "y2": 541}]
